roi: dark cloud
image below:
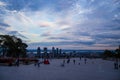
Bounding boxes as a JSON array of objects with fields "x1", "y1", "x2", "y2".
[
  {"x1": 91, "y1": 32, "x2": 120, "y2": 47},
  {"x1": 92, "y1": 32, "x2": 120, "y2": 40},
  {"x1": 71, "y1": 31, "x2": 90, "y2": 36},
  {"x1": 40, "y1": 32, "x2": 51, "y2": 37},
  {"x1": 8, "y1": 31, "x2": 28, "y2": 39},
  {"x1": 48, "y1": 37, "x2": 70, "y2": 40},
  {"x1": 8, "y1": 31, "x2": 18, "y2": 34},
  {"x1": 0, "y1": 22, "x2": 10, "y2": 27},
  {"x1": 1, "y1": 0, "x2": 73, "y2": 11},
  {"x1": 29, "y1": 40, "x2": 95, "y2": 47},
  {"x1": 0, "y1": 27, "x2": 5, "y2": 31}
]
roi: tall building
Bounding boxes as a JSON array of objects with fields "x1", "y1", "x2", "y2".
[
  {"x1": 59, "y1": 49, "x2": 62, "y2": 54},
  {"x1": 52, "y1": 47, "x2": 55, "y2": 58},
  {"x1": 37, "y1": 47, "x2": 41, "y2": 58},
  {"x1": 56, "y1": 48, "x2": 59, "y2": 54},
  {"x1": 56, "y1": 48, "x2": 59, "y2": 58},
  {"x1": 44, "y1": 47, "x2": 47, "y2": 59}
]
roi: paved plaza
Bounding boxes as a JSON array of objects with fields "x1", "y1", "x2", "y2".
[{"x1": 0, "y1": 58, "x2": 120, "y2": 80}]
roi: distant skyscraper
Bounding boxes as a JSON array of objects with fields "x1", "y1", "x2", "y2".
[
  {"x1": 37, "y1": 47, "x2": 41, "y2": 58},
  {"x1": 59, "y1": 49, "x2": 62, "y2": 54},
  {"x1": 44, "y1": 47, "x2": 47, "y2": 59},
  {"x1": 52, "y1": 47, "x2": 55, "y2": 58},
  {"x1": 56, "y1": 48, "x2": 59, "y2": 54},
  {"x1": 59, "y1": 49, "x2": 62, "y2": 58}
]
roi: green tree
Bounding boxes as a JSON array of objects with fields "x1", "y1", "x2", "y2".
[
  {"x1": 0, "y1": 35, "x2": 28, "y2": 58},
  {"x1": 115, "y1": 47, "x2": 120, "y2": 58},
  {"x1": 103, "y1": 49, "x2": 113, "y2": 58}
]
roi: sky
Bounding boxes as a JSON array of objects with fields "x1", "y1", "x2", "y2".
[{"x1": 0, "y1": 0, "x2": 120, "y2": 50}]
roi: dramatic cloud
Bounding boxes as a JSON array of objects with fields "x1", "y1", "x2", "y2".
[
  {"x1": 0, "y1": 0, "x2": 120, "y2": 50},
  {"x1": 0, "y1": 22, "x2": 10, "y2": 27}
]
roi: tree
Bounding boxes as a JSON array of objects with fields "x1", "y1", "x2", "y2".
[
  {"x1": 115, "y1": 46, "x2": 120, "y2": 58},
  {"x1": 103, "y1": 49, "x2": 113, "y2": 58},
  {"x1": 0, "y1": 35, "x2": 28, "y2": 58}
]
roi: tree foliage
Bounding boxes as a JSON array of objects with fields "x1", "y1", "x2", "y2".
[
  {"x1": 103, "y1": 49, "x2": 113, "y2": 58},
  {"x1": 0, "y1": 35, "x2": 28, "y2": 58},
  {"x1": 115, "y1": 48, "x2": 120, "y2": 58}
]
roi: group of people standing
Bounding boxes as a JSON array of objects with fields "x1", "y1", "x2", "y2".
[
  {"x1": 34, "y1": 59, "x2": 41, "y2": 67},
  {"x1": 61, "y1": 57, "x2": 88, "y2": 67},
  {"x1": 34, "y1": 59, "x2": 50, "y2": 67}
]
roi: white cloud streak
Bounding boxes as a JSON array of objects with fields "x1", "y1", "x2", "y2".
[{"x1": 0, "y1": 0, "x2": 119, "y2": 50}]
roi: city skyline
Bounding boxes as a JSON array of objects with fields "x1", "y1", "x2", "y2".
[{"x1": 0, "y1": 0, "x2": 120, "y2": 50}]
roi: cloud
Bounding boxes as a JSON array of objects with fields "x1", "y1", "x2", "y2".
[
  {"x1": 0, "y1": 0, "x2": 120, "y2": 50},
  {"x1": 7, "y1": 31, "x2": 28, "y2": 39},
  {"x1": 40, "y1": 32, "x2": 51, "y2": 37},
  {"x1": 39, "y1": 22, "x2": 54, "y2": 28},
  {"x1": 93, "y1": 32, "x2": 120, "y2": 40},
  {"x1": 28, "y1": 40, "x2": 95, "y2": 49},
  {"x1": 0, "y1": 22, "x2": 10, "y2": 27},
  {"x1": 0, "y1": 1, "x2": 7, "y2": 7},
  {"x1": 48, "y1": 37, "x2": 70, "y2": 40}
]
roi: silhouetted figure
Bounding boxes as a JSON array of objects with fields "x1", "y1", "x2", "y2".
[
  {"x1": 79, "y1": 57, "x2": 81, "y2": 60},
  {"x1": 61, "y1": 63, "x2": 64, "y2": 67},
  {"x1": 38, "y1": 62, "x2": 40, "y2": 67},
  {"x1": 114, "y1": 62, "x2": 118, "y2": 69},
  {"x1": 34, "y1": 60, "x2": 38, "y2": 66},
  {"x1": 60, "y1": 60, "x2": 65, "y2": 67},
  {"x1": 73, "y1": 59, "x2": 75, "y2": 64},
  {"x1": 15, "y1": 58, "x2": 19, "y2": 67},
  {"x1": 78, "y1": 62, "x2": 80, "y2": 65},
  {"x1": 67, "y1": 58, "x2": 70, "y2": 64},
  {"x1": 63, "y1": 60, "x2": 65, "y2": 64}
]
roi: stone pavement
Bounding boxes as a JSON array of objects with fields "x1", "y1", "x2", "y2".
[{"x1": 0, "y1": 58, "x2": 120, "y2": 80}]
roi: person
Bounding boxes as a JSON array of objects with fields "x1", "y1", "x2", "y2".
[
  {"x1": 37, "y1": 59, "x2": 41, "y2": 67},
  {"x1": 114, "y1": 62, "x2": 118, "y2": 69},
  {"x1": 44, "y1": 59, "x2": 50, "y2": 64},
  {"x1": 73, "y1": 59, "x2": 75, "y2": 64},
  {"x1": 60, "y1": 60, "x2": 65, "y2": 67},
  {"x1": 38, "y1": 62, "x2": 40, "y2": 67},
  {"x1": 79, "y1": 57, "x2": 81, "y2": 60},
  {"x1": 67, "y1": 58, "x2": 70, "y2": 64},
  {"x1": 63, "y1": 60, "x2": 65, "y2": 64},
  {"x1": 15, "y1": 58, "x2": 19, "y2": 67},
  {"x1": 34, "y1": 60, "x2": 38, "y2": 66}
]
